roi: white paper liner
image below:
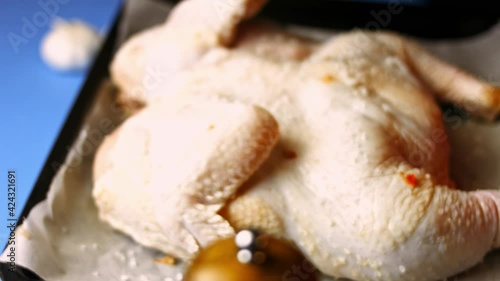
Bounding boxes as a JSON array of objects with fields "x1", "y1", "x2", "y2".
[{"x1": 2, "y1": 1, "x2": 500, "y2": 280}]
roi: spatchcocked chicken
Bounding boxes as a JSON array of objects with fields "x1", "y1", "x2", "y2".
[{"x1": 92, "y1": 0, "x2": 500, "y2": 280}]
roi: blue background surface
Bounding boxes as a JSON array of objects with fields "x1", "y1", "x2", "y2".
[{"x1": 0, "y1": 0, "x2": 122, "y2": 246}]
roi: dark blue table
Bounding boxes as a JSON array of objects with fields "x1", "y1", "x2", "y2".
[{"x1": 0, "y1": 0, "x2": 123, "y2": 246}]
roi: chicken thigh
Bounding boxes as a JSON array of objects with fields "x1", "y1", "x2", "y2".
[{"x1": 95, "y1": 0, "x2": 500, "y2": 280}]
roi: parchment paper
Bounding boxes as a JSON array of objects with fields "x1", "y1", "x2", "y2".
[{"x1": 2, "y1": 1, "x2": 500, "y2": 280}]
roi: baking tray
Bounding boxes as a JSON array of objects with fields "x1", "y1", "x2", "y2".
[{"x1": 1, "y1": 0, "x2": 498, "y2": 280}]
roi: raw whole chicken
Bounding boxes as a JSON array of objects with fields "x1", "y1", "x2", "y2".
[{"x1": 93, "y1": 0, "x2": 500, "y2": 280}]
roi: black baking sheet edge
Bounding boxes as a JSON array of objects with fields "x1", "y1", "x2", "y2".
[{"x1": 1, "y1": 7, "x2": 122, "y2": 281}]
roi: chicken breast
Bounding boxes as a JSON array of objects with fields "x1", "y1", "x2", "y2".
[{"x1": 95, "y1": 0, "x2": 500, "y2": 280}]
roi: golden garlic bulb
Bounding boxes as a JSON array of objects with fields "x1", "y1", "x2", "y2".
[{"x1": 184, "y1": 230, "x2": 318, "y2": 281}]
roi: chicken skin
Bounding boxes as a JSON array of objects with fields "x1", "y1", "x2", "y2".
[{"x1": 94, "y1": 0, "x2": 500, "y2": 280}]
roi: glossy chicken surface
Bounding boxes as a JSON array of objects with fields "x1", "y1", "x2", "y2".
[{"x1": 93, "y1": 0, "x2": 500, "y2": 280}]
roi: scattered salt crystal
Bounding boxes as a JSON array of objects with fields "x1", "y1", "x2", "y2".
[
  {"x1": 120, "y1": 274, "x2": 130, "y2": 281},
  {"x1": 176, "y1": 272, "x2": 183, "y2": 280},
  {"x1": 114, "y1": 251, "x2": 126, "y2": 262},
  {"x1": 92, "y1": 271, "x2": 100, "y2": 277},
  {"x1": 128, "y1": 257, "x2": 137, "y2": 268}
]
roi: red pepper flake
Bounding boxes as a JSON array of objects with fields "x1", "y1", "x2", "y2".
[
  {"x1": 282, "y1": 149, "x2": 297, "y2": 159},
  {"x1": 404, "y1": 174, "x2": 418, "y2": 188}
]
